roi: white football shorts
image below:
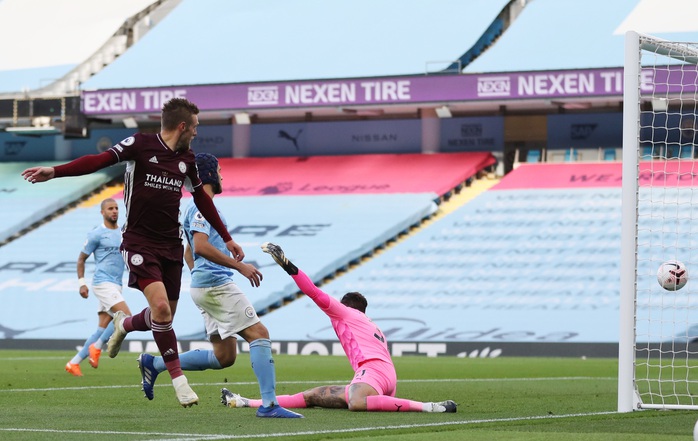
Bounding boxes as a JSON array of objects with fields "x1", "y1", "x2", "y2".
[
  {"x1": 92, "y1": 282, "x2": 125, "y2": 314},
  {"x1": 190, "y1": 282, "x2": 260, "y2": 340}
]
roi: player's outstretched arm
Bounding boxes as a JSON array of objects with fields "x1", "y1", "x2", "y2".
[
  {"x1": 261, "y1": 242, "x2": 338, "y2": 312},
  {"x1": 261, "y1": 242, "x2": 298, "y2": 275},
  {"x1": 21, "y1": 166, "x2": 55, "y2": 183},
  {"x1": 23, "y1": 152, "x2": 116, "y2": 184}
]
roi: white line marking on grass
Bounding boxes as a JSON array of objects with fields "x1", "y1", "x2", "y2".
[
  {"x1": 0, "y1": 410, "x2": 618, "y2": 441},
  {"x1": 399, "y1": 377, "x2": 616, "y2": 383},
  {"x1": 0, "y1": 376, "x2": 616, "y2": 393},
  {"x1": 0, "y1": 356, "x2": 66, "y2": 361},
  {"x1": 0, "y1": 428, "x2": 221, "y2": 438},
  {"x1": 153, "y1": 411, "x2": 621, "y2": 441}
]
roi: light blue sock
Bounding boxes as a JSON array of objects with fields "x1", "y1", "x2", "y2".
[
  {"x1": 153, "y1": 349, "x2": 221, "y2": 372},
  {"x1": 95, "y1": 321, "x2": 115, "y2": 348},
  {"x1": 250, "y1": 338, "x2": 276, "y2": 407},
  {"x1": 73, "y1": 327, "x2": 105, "y2": 363}
]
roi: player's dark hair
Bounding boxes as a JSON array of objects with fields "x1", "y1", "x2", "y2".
[
  {"x1": 161, "y1": 98, "x2": 199, "y2": 131},
  {"x1": 341, "y1": 292, "x2": 367, "y2": 313}
]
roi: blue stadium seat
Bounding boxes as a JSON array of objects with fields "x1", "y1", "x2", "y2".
[
  {"x1": 603, "y1": 148, "x2": 617, "y2": 161},
  {"x1": 641, "y1": 146, "x2": 654, "y2": 160},
  {"x1": 0, "y1": 192, "x2": 439, "y2": 339},
  {"x1": 527, "y1": 150, "x2": 541, "y2": 163},
  {"x1": 263, "y1": 178, "x2": 630, "y2": 346},
  {"x1": 679, "y1": 145, "x2": 694, "y2": 159}
]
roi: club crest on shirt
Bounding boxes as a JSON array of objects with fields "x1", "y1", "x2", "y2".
[
  {"x1": 178, "y1": 162, "x2": 187, "y2": 173},
  {"x1": 245, "y1": 307, "x2": 255, "y2": 318},
  {"x1": 130, "y1": 254, "x2": 144, "y2": 266}
]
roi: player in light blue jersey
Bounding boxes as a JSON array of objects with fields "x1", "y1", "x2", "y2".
[
  {"x1": 135, "y1": 153, "x2": 302, "y2": 418},
  {"x1": 65, "y1": 198, "x2": 132, "y2": 376}
]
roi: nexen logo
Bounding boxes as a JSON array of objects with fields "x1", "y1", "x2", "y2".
[
  {"x1": 248, "y1": 86, "x2": 279, "y2": 105},
  {"x1": 477, "y1": 76, "x2": 511, "y2": 97},
  {"x1": 570, "y1": 124, "x2": 597, "y2": 140}
]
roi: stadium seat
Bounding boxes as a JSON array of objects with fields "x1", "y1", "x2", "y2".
[
  {"x1": 641, "y1": 146, "x2": 654, "y2": 160},
  {"x1": 527, "y1": 150, "x2": 541, "y2": 163},
  {"x1": 679, "y1": 145, "x2": 694, "y2": 159},
  {"x1": 603, "y1": 148, "x2": 617, "y2": 161}
]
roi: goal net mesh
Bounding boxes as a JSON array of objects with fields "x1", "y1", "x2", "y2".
[{"x1": 634, "y1": 35, "x2": 698, "y2": 409}]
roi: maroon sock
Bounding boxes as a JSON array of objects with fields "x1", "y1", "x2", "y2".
[
  {"x1": 152, "y1": 319, "x2": 182, "y2": 378},
  {"x1": 123, "y1": 307, "x2": 151, "y2": 332}
]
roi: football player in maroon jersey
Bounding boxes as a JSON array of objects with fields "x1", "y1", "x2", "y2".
[{"x1": 22, "y1": 98, "x2": 243, "y2": 407}]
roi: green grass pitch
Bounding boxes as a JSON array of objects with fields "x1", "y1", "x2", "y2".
[{"x1": 0, "y1": 350, "x2": 696, "y2": 440}]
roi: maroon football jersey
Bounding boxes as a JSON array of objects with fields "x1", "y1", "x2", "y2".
[{"x1": 108, "y1": 133, "x2": 202, "y2": 249}]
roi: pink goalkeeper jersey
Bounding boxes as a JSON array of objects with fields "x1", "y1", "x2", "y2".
[
  {"x1": 107, "y1": 133, "x2": 202, "y2": 249},
  {"x1": 292, "y1": 269, "x2": 392, "y2": 371}
]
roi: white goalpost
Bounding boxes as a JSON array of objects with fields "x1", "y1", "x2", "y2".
[{"x1": 619, "y1": 31, "x2": 698, "y2": 412}]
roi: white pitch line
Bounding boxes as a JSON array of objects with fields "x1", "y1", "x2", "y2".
[
  {"x1": 0, "y1": 411, "x2": 618, "y2": 441},
  {"x1": 0, "y1": 356, "x2": 66, "y2": 361},
  {"x1": 0, "y1": 376, "x2": 616, "y2": 393}
]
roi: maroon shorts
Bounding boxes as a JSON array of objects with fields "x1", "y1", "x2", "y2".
[{"x1": 121, "y1": 244, "x2": 184, "y2": 301}]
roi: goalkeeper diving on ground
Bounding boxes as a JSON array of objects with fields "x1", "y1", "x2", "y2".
[{"x1": 221, "y1": 242, "x2": 457, "y2": 413}]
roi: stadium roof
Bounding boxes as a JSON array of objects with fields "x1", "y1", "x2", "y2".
[
  {"x1": 0, "y1": 0, "x2": 510, "y2": 93},
  {"x1": 3, "y1": 0, "x2": 698, "y2": 95},
  {"x1": 0, "y1": 0, "x2": 155, "y2": 93},
  {"x1": 2, "y1": 0, "x2": 698, "y2": 127},
  {"x1": 465, "y1": 0, "x2": 698, "y2": 73}
]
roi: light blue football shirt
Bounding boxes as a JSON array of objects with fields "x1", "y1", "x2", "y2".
[
  {"x1": 81, "y1": 224, "x2": 124, "y2": 286},
  {"x1": 182, "y1": 199, "x2": 234, "y2": 288}
]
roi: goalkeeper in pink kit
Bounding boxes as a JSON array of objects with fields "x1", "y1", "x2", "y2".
[{"x1": 221, "y1": 242, "x2": 456, "y2": 413}]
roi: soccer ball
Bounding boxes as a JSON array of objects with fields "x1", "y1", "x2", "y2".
[{"x1": 657, "y1": 260, "x2": 689, "y2": 291}]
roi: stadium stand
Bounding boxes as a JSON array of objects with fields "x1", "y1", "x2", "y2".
[
  {"x1": 0, "y1": 193, "x2": 437, "y2": 341},
  {"x1": 2, "y1": 1, "x2": 698, "y2": 361},
  {"x1": 0, "y1": 162, "x2": 123, "y2": 244},
  {"x1": 0, "y1": 152, "x2": 493, "y2": 345},
  {"x1": 210, "y1": 152, "x2": 496, "y2": 197},
  {"x1": 261, "y1": 162, "x2": 626, "y2": 357}
]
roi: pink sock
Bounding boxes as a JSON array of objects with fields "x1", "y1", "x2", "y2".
[
  {"x1": 366, "y1": 395, "x2": 423, "y2": 412},
  {"x1": 247, "y1": 393, "x2": 307, "y2": 408},
  {"x1": 275, "y1": 393, "x2": 307, "y2": 408}
]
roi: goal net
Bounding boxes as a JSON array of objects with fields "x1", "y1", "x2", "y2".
[{"x1": 619, "y1": 31, "x2": 698, "y2": 412}]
